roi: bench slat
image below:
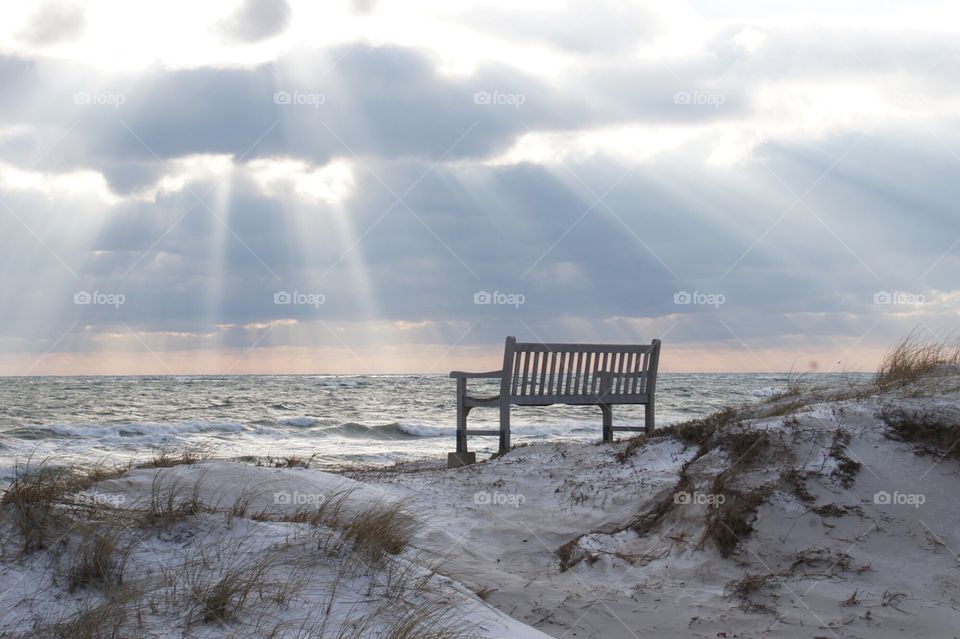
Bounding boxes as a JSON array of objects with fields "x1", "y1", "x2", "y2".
[
  {"x1": 513, "y1": 343, "x2": 658, "y2": 354},
  {"x1": 520, "y1": 351, "x2": 532, "y2": 395},
  {"x1": 509, "y1": 393, "x2": 649, "y2": 406},
  {"x1": 546, "y1": 350, "x2": 556, "y2": 395}
]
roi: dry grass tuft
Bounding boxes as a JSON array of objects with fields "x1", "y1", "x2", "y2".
[
  {"x1": 342, "y1": 501, "x2": 418, "y2": 564},
  {"x1": 1, "y1": 462, "x2": 72, "y2": 553},
  {"x1": 139, "y1": 473, "x2": 212, "y2": 527},
  {"x1": 190, "y1": 557, "x2": 272, "y2": 623},
  {"x1": 780, "y1": 467, "x2": 815, "y2": 504},
  {"x1": 720, "y1": 430, "x2": 770, "y2": 467},
  {"x1": 556, "y1": 538, "x2": 582, "y2": 572},
  {"x1": 67, "y1": 528, "x2": 127, "y2": 592},
  {"x1": 875, "y1": 332, "x2": 960, "y2": 388},
  {"x1": 614, "y1": 435, "x2": 648, "y2": 464},
  {"x1": 879, "y1": 407, "x2": 960, "y2": 460},
  {"x1": 828, "y1": 429, "x2": 861, "y2": 487},
  {"x1": 76, "y1": 460, "x2": 131, "y2": 487},
  {"x1": 274, "y1": 454, "x2": 317, "y2": 469},
  {"x1": 667, "y1": 407, "x2": 739, "y2": 450},
  {"x1": 810, "y1": 503, "x2": 847, "y2": 517},
  {"x1": 767, "y1": 368, "x2": 807, "y2": 402},
  {"x1": 39, "y1": 596, "x2": 132, "y2": 639},
  {"x1": 699, "y1": 481, "x2": 771, "y2": 558},
  {"x1": 139, "y1": 448, "x2": 205, "y2": 469},
  {"x1": 383, "y1": 599, "x2": 478, "y2": 639}
]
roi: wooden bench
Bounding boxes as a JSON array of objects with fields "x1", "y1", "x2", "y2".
[{"x1": 449, "y1": 336, "x2": 661, "y2": 457}]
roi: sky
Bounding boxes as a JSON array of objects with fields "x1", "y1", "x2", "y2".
[{"x1": 0, "y1": 0, "x2": 958, "y2": 375}]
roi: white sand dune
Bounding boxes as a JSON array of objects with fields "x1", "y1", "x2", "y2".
[{"x1": 1, "y1": 369, "x2": 959, "y2": 637}]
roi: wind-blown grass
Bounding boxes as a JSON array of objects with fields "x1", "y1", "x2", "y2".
[{"x1": 875, "y1": 332, "x2": 960, "y2": 387}]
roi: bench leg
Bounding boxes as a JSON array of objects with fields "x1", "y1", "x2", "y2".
[
  {"x1": 499, "y1": 401, "x2": 511, "y2": 455},
  {"x1": 456, "y1": 378, "x2": 468, "y2": 454},
  {"x1": 645, "y1": 400, "x2": 655, "y2": 433},
  {"x1": 600, "y1": 404, "x2": 613, "y2": 443}
]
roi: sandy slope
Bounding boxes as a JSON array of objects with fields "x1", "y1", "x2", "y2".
[
  {"x1": 1, "y1": 371, "x2": 959, "y2": 637},
  {"x1": 357, "y1": 373, "x2": 960, "y2": 638}
]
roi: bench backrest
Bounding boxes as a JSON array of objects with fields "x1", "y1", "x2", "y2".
[{"x1": 499, "y1": 336, "x2": 661, "y2": 404}]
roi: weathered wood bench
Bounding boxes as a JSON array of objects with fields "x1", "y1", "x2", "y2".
[{"x1": 449, "y1": 336, "x2": 661, "y2": 459}]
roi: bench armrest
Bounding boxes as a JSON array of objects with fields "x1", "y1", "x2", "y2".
[{"x1": 449, "y1": 370, "x2": 503, "y2": 379}]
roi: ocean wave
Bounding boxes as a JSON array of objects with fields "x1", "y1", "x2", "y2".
[
  {"x1": 10, "y1": 420, "x2": 245, "y2": 441},
  {"x1": 750, "y1": 387, "x2": 777, "y2": 398},
  {"x1": 396, "y1": 422, "x2": 456, "y2": 437},
  {"x1": 311, "y1": 378, "x2": 368, "y2": 389},
  {"x1": 327, "y1": 422, "x2": 434, "y2": 439},
  {"x1": 329, "y1": 422, "x2": 601, "y2": 440},
  {"x1": 279, "y1": 416, "x2": 319, "y2": 428}
]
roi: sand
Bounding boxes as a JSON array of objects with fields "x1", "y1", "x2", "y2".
[{"x1": 1, "y1": 370, "x2": 959, "y2": 637}]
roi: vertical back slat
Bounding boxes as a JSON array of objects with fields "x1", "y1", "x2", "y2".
[
  {"x1": 570, "y1": 352, "x2": 583, "y2": 395},
  {"x1": 639, "y1": 351, "x2": 648, "y2": 393},
  {"x1": 588, "y1": 351, "x2": 600, "y2": 395},
  {"x1": 580, "y1": 352, "x2": 593, "y2": 395},
  {"x1": 622, "y1": 352, "x2": 630, "y2": 394},
  {"x1": 538, "y1": 350, "x2": 549, "y2": 395},
  {"x1": 520, "y1": 351, "x2": 531, "y2": 395},
  {"x1": 615, "y1": 352, "x2": 625, "y2": 394},
  {"x1": 511, "y1": 350, "x2": 522, "y2": 396},
  {"x1": 630, "y1": 352, "x2": 640, "y2": 393},
  {"x1": 597, "y1": 351, "x2": 607, "y2": 395},
  {"x1": 557, "y1": 352, "x2": 567, "y2": 394},
  {"x1": 547, "y1": 351, "x2": 557, "y2": 395},
  {"x1": 530, "y1": 351, "x2": 540, "y2": 395}
]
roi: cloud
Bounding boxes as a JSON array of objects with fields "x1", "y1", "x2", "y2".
[
  {"x1": 18, "y1": 1, "x2": 85, "y2": 46},
  {"x1": 1, "y1": 3, "x2": 960, "y2": 372},
  {"x1": 219, "y1": 0, "x2": 292, "y2": 43},
  {"x1": 463, "y1": 1, "x2": 661, "y2": 54}
]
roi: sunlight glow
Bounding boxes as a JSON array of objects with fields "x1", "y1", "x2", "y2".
[
  {"x1": 0, "y1": 162, "x2": 115, "y2": 202},
  {"x1": 246, "y1": 158, "x2": 355, "y2": 205}
]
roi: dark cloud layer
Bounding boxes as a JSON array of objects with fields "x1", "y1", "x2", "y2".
[{"x1": 0, "y1": 18, "x2": 958, "y2": 367}]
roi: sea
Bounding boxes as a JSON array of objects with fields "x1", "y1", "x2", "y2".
[{"x1": 0, "y1": 373, "x2": 870, "y2": 480}]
